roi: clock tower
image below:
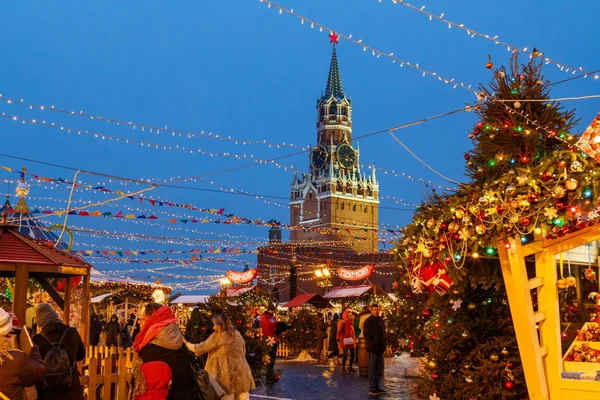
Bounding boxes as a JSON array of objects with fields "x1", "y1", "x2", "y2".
[{"x1": 290, "y1": 44, "x2": 379, "y2": 253}]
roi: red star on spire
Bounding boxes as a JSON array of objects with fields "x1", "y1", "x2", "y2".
[{"x1": 328, "y1": 32, "x2": 339, "y2": 44}]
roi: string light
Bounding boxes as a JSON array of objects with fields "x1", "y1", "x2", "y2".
[
  {"x1": 0, "y1": 112, "x2": 297, "y2": 171},
  {"x1": 0, "y1": 95, "x2": 308, "y2": 150},
  {"x1": 258, "y1": 0, "x2": 478, "y2": 95},
  {"x1": 380, "y1": 0, "x2": 599, "y2": 80}
]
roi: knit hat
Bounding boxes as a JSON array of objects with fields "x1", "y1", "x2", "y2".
[
  {"x1": 0, "y1": 308, "x2": 13, "y2": 337},
  {"x1": 35, "y1": 303, "x2": 60, "y2": 328},
  {"x1": 267, "y1": 303, "x2": 276, "y2": 311}
]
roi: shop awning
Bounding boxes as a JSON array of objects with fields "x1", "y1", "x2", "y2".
[
  {"x1": 283, "y1": 293, "x2": 329, "y2": 308},
  {"x1": 227, "y1": 285, "x2": 257, "y2": 297},
  {"x1": 323, "y1": 284, "x2": 388, "y2": 299},
  {"x1": 171, "y1": 295, "x2": 211, "y2": 304},
  {"x1": 91, "y1": 293, "x2": 113, "y2": 303}
]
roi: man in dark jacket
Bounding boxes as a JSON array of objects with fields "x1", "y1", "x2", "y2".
[
  {"x1": 315, "y1": 312, "x2": 327, "y2": 363},
  {"x1": 32, "y1": 303, "x2": 85, "y2": 400},
  {"x1": 0, "y1": 308, "x2": 46, "y2": 400},
  {"x1": 104, "y1": 314, "x2": 120, "y2": 347},
  {"x1": 362, "y1": 304, "x2": 386, "y2": 396},
  {"x1": 89, "y1": 313, "x2": 103, "y2": 347}
]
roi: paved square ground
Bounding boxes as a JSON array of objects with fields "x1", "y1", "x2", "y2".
[{"x1": 251, "y1": 354, "x2": 419, "y2": 400}]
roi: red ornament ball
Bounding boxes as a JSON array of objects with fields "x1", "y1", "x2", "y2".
[
  {"x1": 496, "y1": 205, "x2": 505, "y2": 215},
  {"x1": 422, "y1": 309, "x2": 434, "y2": 321},
  {"x1": 431, "y1": 373, "x2": 440, "y2": 380},
  {"x1": 506, "y1": 363, "x2": 514, "y2": 369},
  {"x1": 503, "y1": 381, "x2": 515, "y2": 390},
  {"x1": 275, "y1": 374, "x2": 281, "y2": 381},
  {"x1": 520, "y1": 217, "x2": 531, "y2": 226},
  {"x1": 440, "y1": 223, "x2": 448, "y2": 231},
  {"x1": 541, "y1": 171, "x2": 552, "y2": 181}
]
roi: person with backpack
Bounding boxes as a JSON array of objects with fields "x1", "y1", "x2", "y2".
[
  {"x1": 32, "y1": 303, "x2": 85, "y2": 400},
  {"x1": 0, "y1": 308, "x2": 46, "y2": 400}
]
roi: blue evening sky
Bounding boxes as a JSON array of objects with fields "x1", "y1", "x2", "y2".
[{"x1": 0, "y1": 1, "x2": 598, "y2": 293}]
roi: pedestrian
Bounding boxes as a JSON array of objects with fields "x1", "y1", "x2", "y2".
[
  {"x1": 184, "y1": 313, "x2": 255, "y2": 400},
  {"x1": 134, "y1": 361, "x2": 172, "y2": 400},
  {"x1": 0, "y1": 309, "x2": 46, "y2": 400},
  {"x1": 131, "y1": 303, "x2": 198, "y2": 400},
  {"x1": 119, "y1": 318, "x2": 133, "y2": 348},
  {"x1": 326, "y1": 313, "x2": 339, "y2": 359},
  {"x1": 89, "y1": 313, "x2": 103, "y2": 347},
  {"x1": 260, "y1": 303, "x2": 278, "y2": 384},
  {"x1": 362, "y1": 304, "x2": 386, "y2": 396},
  {"x1": 314, "y1": 312, "x2": 327, "y2": 362},
  {"x1": 354, "y1": 305, "x2": 370, "y2": 364},
  {"x1": 105, "y1": 314, "x2": 120, "y2": 347},
  {"x1": 33, "y1": 303, "x2": 85, "y2": 400},
  {"x1": 337, "y1": 310, "x2": 356, "y2": 375}
]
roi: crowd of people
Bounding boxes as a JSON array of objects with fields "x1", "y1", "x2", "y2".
[
  {"x1": 0, "y1": 301, "x2": 387, "y2": 399},
  {"x1": 0, "y1": 303, "x2": 256, "y2": 400},
  {"x1": 322, "y1": 304, "x2": 387, "y2": 396}
]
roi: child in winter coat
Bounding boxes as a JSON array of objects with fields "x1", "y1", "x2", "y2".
[{"x1": 135, "y1": 361, "x2": 172, "y2": 400}]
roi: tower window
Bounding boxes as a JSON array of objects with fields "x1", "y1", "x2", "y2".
[
  {"x1": 330, "y1": 103, "x2": 337, "y2": 115},
  {"x1": 352, "y1": 204, "x2": 356, "y2": 211},
  {"x1": 341, "y1": 107, "x2": 347, "y2": 116},
  {"x1": 341, "y1": 202, "x2": 345, "y2": 210},
  {"x1": 364, "y1": 206, "x2": 368, "y2": 213},
  {"x1": 320, "y1": 107, "x2": 325, "y2": 117}
]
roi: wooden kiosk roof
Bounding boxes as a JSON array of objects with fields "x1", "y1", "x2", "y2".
[
  {"x1": 0, "y1": 224, "x2": 92, "y2": 346},
  {"x1": 0, "y1": 226, "x2": 91, "y2": 274}
]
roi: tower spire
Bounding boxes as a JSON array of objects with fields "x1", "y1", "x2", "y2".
[{"x1": 324, "y1": 44, "x2": 344, "y2": 100}]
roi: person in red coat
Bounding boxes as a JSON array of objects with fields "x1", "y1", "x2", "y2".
[
  {"x1": 135, "y1": 361, "x2": 172, "y2": 400},
  {"x1": 260, "y1": 303, "x2": 278, "y2": 384},
  {"x1": 337, "y1": 310, "x2": 357, "y2": 375}
]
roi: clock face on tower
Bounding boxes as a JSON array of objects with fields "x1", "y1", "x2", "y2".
[
  {"x1": 311, "y1": 145, "x2": 329, "y2": 170},
  {"x1": 336, "y1": 143, "x2": 357, "y2": 169}
]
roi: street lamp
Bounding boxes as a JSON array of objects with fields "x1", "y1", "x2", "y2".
[
  {"x1": 314, "y1": 267, "x2": 332, "y2": 290},
  {"x1": 219, "y1": 277, "x2": 232, "y2": 298}
]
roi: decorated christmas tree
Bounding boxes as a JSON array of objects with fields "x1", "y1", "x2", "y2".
[
  {"x1": 387, "y1": 280, "x2": 429, "y2": 357},
  {"x1": 415, "y1": 260, "x2": 527, "y2": 399},
  {"x1": 282, "y1": 308, "x2": 318, "y2": 359},
  {"x1": 395, "y1": 53, "x2": 597, "y2": 399}
]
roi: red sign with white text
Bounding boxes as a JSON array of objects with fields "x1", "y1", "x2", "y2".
[
  {"x1": 227, "y1": 269, "x2": 258, "y2": 284},
  {"x1": 337, "y1": 265, "x2": 375, "y2": 281}
]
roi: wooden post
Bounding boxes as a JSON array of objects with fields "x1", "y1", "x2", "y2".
[
  {"x1": 63, "y1": 276, "x2": 72, "y2": 325},
  {"x1": 497, "y1": 236, "x2": 549, "y2": 400},
  {"x1": 81, "y1": 274, "x2": 91, "y2": 348},
  {"x1": 117, "y1": 347, "x2": 129, "y2": 400},
  {"x1": 13, "y1": 264, "x2": 29, "y2": 326}
]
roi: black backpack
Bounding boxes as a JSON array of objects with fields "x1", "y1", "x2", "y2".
[{"x1": 40, "y1": 327, "x2": 74, "y2": 389}]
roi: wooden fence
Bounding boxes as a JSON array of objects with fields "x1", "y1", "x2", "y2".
[{"x1": 82, "y1": 346, "x2": 133, "y2": 400}]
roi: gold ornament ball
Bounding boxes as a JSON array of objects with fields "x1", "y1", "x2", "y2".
[
  {"x1": 501, "y1": 347, "x2": 509, "y2": 356},
  {"x1": 422, "y1": 248, "x2": 433, "y2": 259},
  {"x1": 571, "y1": 161, "x2": 583, "y2": 172},
  {"x1": 489, "y1": 354, "x2": 500, "y2": 362},
  {"x1": 557, "y1": 278, "x2": 569, "y2": 290},
  {"x1": 517, "y1": 175, "x2": 528, "y2": 186},
  {"x1": 514, "y1": 101, "x2": 521, "y2": 108},
  {"x1": 478, "y1": 196, "x2": 488, "y2": 205},
  {"x1": 465, "y1": 376, "x2": 474, "y2": 384},
  {"x1": 565, "y1": 178, "x2": 578, "y2": 191},
  {"x1": 467, "y1": 303, "x2": 476, "y2": 310},
  {"x1": 428, "y1": 360, "x2": 437, "y2": 369},
  {"x1": 554, "y1": 186, "x2": 567, "y2": 198},
  {"x1": 585, "y1": 268, "x2": 597, "y2": 282},
  {"x1": 455, "y1": 208, "x2": 466, "y2": 219},
  {"x1": 462, "y1": 331, "x2": 469, "y2": 338},
  {"x1": 452, "y1": 289, "x2": 460, "y2": 295},
  {"x1": 448, "y1": 222, "x2": 460, "y2": 233},
  {"x1": 505, "y1": 185, "x2": 516, "y2": 196},
  {"x1": 475, "y1": 224, "x2": 487, "y2": 235},
  {"x1": 565, "y1": 276, "x2": 576, "y2": 287}
]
